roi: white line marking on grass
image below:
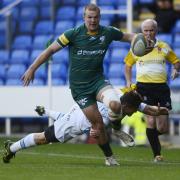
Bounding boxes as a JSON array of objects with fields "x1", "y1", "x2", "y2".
[{"x1": 21, "y1": 151, "x2": 180, "y2": 165}]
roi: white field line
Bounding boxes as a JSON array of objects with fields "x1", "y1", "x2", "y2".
[{"x1": 1, "y1": 150, "x2": 180, "y2": 165}]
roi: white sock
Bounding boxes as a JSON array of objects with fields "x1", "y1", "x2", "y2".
[
  {"x1": 10, "y1": 133, "x2": 36, "y2": 153},
  {"x1": 46, "y1": 110, "x2": 65, "y2": 121}
]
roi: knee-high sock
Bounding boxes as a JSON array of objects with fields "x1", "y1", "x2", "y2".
[
  {"x1": 10, "y1": 133, "x2": 36, "y2": 153},
  {"x1": 98, "y1": 142, "x2": 113, "y2": 157},
  {"x1": 146, "y1": 128, "x2": 161, "y2": 157}
]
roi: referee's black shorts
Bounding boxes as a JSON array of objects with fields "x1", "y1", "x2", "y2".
[{"x1": 136, "y1": 82, "x2": 172, "y2": 110}]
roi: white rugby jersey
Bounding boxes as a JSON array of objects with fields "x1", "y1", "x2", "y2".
[{"x1": 54, "y1": 102, "x2": 109, "y2": 142}]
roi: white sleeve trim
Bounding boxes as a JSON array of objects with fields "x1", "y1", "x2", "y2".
[{"x1": 138, "y1": 103, "x2": 147, "y2": 112}]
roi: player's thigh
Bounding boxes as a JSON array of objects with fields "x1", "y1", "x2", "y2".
[
  {"x1": 96, "y1": 85, "x2": 120, "y2": 108},
  {"x1": 34, "y1": 132, "x2": 47, "y2": 145},
  {"x1": 82, "y1": 103, "x2": 104, "y2": 127}
]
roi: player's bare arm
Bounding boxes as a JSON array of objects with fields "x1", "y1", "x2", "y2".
[
  {"x1": 171, "y1": 62, "x2": 180, "y2": 80},
  {"x1": 121, "y1": 33, "x2": 136, "y2": 42},
  {"x1": 21, "y1": 42, "x2": 62, "y2": 86},
  {"x1": 125, "y1": 64, "x2": 132, "y2": 87},
  {"x1": 143, "y1": 103, "x2": 169, "y2": 116}
]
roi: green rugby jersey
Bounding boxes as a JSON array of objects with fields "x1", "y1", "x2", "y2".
[{"x1": 57, "y1": 24, "x2": 124, "y2": 88}]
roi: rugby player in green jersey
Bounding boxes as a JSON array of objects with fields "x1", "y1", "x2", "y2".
[{"x1": 21, "y1": 4, "x2": 138, "y2": 166}]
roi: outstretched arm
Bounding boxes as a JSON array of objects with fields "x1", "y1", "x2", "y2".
[
  {"x1": 142, "y1": 103, "x2": 169, "y2": 116},
  {"x1": 22, "y1": 42, "x2": 62, "y2": 86}
]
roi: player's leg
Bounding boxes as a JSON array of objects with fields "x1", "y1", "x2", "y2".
[
  {"x1": 97, "y1": 86, "x2": 122, "y2": 122},
  {"x1": 2, "y1": 125, "x2": 58, "y2": 163},
  {"x1": 2, "y1": 132, "x2": 47, "y2": 163},
  {"x1": 35, "y1": 106, "x2": 65, "y2": 121},
  {"x1": 83, "y1": 104, "x2": 119, "y2": 166},
  {"x1": 145, "y1": 115, "x2": 162, "y2": 161}
]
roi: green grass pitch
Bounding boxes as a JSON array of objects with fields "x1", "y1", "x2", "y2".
[{"x1": 0, "y1": 137, "x2": 180, "y2": 180}]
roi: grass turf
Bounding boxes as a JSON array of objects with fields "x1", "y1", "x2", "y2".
[{"x1": 0, "y1": 137, "x2": 180, "y2": 180}]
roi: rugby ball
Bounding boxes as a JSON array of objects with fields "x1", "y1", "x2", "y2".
[{"x1": 131, "y1": 33, "x2": 147, "y2": 56}]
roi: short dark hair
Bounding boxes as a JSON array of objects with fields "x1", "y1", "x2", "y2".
[
  {"x1": 120, "y1": 91, "x2": 143, "y2": 109},
  {"x1": 84, "y1": 4, "x2": 100, "y2": 16}
]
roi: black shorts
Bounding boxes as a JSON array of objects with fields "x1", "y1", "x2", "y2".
[
  {"x1": 136, "y1": 82, "x2": 172, "y2": 110},
  {"x1": 44, "y1": 125, "x2": 59, "y2": 143}
]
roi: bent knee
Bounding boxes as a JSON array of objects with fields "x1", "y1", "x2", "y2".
[
  {"x1": 34, "y1": 132, "x2": 47, "y2": 145},
  {"x1": 109, "y1": 101, "x2": 121, "y2": 114}
]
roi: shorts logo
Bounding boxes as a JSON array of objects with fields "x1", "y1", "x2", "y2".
[{"x1": 77, "y1": 98, "x2": 88, "y2": 106}]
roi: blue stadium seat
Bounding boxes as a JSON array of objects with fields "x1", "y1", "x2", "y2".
[
  {"x1": 109, "y1": 77, "x2": 125, "y2": 86},
  {"x1": 172, "y1": 20, "x2": 180, "y2": 34},
  {"x1": 6, "y1": 64, "x2": 26, "y2": 79},
  {"x1": 170, "y1": 78, "x2": 180, "y2": 89},
  {"x1": 20, "y1": 0, "x2": 41, "y2": 7},
  {"x1": 139, "y1": 0, "x2": 154, "y2": 4},
  {"x1": 12, "y1": 35, "x2": 32, "y2": 50},
  {"x1": 173, "y1": 34, "x2": 180, "y2": 48},
  {"x1": 32, "y1": 35, "x2": 51, "y2": 49},
  {"x1": 75, "y1": 20, "x2": 84, "y2": 27},
  {"x1": 39, "y1": 6, "x2": 51, "y2": 19},
  {"x1": 0, "y1": 35, "x2": 5, "y2": 49},
  {"x1": 99, "y1": 6, "x2": 115, "y2": 21},
  {"x1": 103, "y1": 63, "x2": 109, "y2": 78},
  {"x1": 5, "y1": 78, "x2": 22, "y2": 86},
  {"x1": 30, "y1": 50, "x2": 43, "y2": 63},
  {"x1": 108, "y1": 63, "x2": 125, "y2": 79},
  {"x1": 0, "y1": 50, "x2": 9, "y2": 64},
  {"x1": 54, "y1": 21, "x2": 74, "y2": 35},
  {"x1": 77, "y1": 0, "x2": 89, "y2": 5},
  {"x1": 0, "y1": 78, "x2": 4, "y2": 85},
  {"x1": 34, "y1": 21, "x2": 54, "y2": 35},
  {"x1": 18, "y1": 20, "x2": 34, "y2": 34},
  {"x1": 52, "y1": 48, "x2": 69, "y2": 65},
  {"x1": 76, "y1": 6, "x2": 84, "y2": 20},
  {"x1": 0, "y1": 65, "x2": 6, "y2": 81},
  {"x1": 111, "y1": 41, "x2": 130, "y2": 49},
  {"x1": 52, "y1": 64, "x2": 68, "y2": 80},
  {"x1": 52, "y1": 78, "x2": 66, "y2": 86},
  {"x1": 174, "y1": 48, "x2": 180, "y2": 59},
  {"x1": 10, "y1": 50, "x2": 29, "y2": 66},
  {"x1": 56, "y1": 6, "x2": 76, "y2": 21},
  {"x1": 157, "y1": 34, "x2": 172, "y2": 46},
  {"x1": 98, "y1": 0, "x2": 117, "y2": 6},
  {"x1": 35, "y1": 66, "x2": 47, "y2": 81},
  {"x1": 62, "y1": 0, "x2": 76, "y2": 5},
  {"x1": 117, "y1": 5, "x2": 127, "y2": 19},
  {"x1": 2, "y1": 0, "x2": 14, "y2": 7},
  {"x1": 20, "y1": 7, "x2": 38, "y2": 21},
  {"x1": 111, "y1": 48, "x2": 128, "y2": 63},
  {"x1": 100, "y1": 19, "x2": 111, "y2": 26}
]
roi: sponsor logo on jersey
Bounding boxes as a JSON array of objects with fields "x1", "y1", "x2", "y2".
[
  {"x1": 77, "y1": 49, "x2": 105, "y2": 56},
  {"x1": 77, "y1": 98, "x2": 88, "y2": 106},
  {"x1": 89, "y1": 36, "x2": 96, "y2": 41},
  {"x1": 99, "y1": 36, "x2": 105, "y2": 44}
]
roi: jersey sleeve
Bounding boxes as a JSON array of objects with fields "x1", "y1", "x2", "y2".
[
  {"x1": 56, "y1": 28, "x2": 74, "y2": 47},
  {"x1": 166, "y1": 48, "x2": 180, "y2": 64},
  {"x1": 124, "y1": 51, "x2": 136, "y2": 67},
  {"x1": 108, "y1": 26, "x2": 124, "y2": 41}
]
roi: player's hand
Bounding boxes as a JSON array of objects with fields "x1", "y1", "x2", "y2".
[
  {"x1": 156, "y1": 103, "x2": 169, "y2": 115},
  {"x1": 21, "y1": 68, "x2": 35, "y2": 86},
  {"x1": 171, "y1": 69, "x2": 179, "y2": 80},
  {"x1": 144, "y1": 36, "x2": 155, "y2": 54},
  {"x1": 90, "y1": 128, "x2": 100, "y2": 138}
]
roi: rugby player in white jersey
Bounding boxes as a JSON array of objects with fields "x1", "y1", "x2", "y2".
[{"x1": 2, "y1": 91, "x2": 168, "y2": 166}]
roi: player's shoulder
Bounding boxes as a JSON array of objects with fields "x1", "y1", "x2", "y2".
[
  {"x1": 156, "y1": 40, "x2": 170, "y2": 48},
  {"x1": 102, "y1": 25, "x2": 122, "y2": 32}
]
